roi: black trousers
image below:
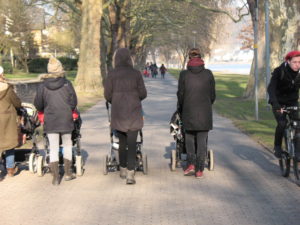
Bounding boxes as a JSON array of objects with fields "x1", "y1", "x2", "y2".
[
  {"x1": 273, "y1": 110, "x2": 288, "y2": 147},
  {"x1": 185, "y1": 130, "x2": 208, "y2": 172},
  {"x1": 117, "y1": 130, "x2": 138, "y2": 171}
]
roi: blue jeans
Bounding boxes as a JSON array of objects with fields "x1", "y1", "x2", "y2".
[{"x1": 5, "y1": 149, "x2": 15, "y2": 169}]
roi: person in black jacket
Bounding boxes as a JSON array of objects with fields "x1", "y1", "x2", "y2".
[
  {"x1": 34, "y1": 57, "x2": 78, "y2": 185},
  {"x1": 267, "y1": 51, "x2": 300, "y2": 159},
  {"x1": 177, "y1": 48, "x2": 215, "y2": 179},
  {"x1": 104, "y1": 48, "x2": 147, "y2": 185}
]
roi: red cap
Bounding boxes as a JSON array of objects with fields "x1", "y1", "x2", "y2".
[{"x1": 285, "y1": 51, "x2": 300, "y2": 61}]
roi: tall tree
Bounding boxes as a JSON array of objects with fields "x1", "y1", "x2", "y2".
[
  {"x1": 75, "y1": 0, "x2": 103, "y2": 93},
  {"x1": 244, "y1": 0, "x2": 300, "y2": 99}
]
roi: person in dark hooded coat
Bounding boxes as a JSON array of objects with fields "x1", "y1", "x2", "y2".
[
  {"x1": 34, "y1": 57, "x2": 77, "y2": 185},
  {"x1": 104, "y1": 48, "x2": 147, "y2": 185},
  {"x1": 177, "y1": 48, "x2": 215, "y2": 179}
]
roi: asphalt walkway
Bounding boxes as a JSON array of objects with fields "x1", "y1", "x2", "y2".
[{"x1": 1, "y1": 73, "x2": 300, "y2": 225}]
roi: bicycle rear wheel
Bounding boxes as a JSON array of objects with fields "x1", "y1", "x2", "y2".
[{"x1": 293, "y1": 158, "x2": 300, "y2": 185}]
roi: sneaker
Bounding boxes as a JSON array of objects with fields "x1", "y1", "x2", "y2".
[
  {"x1": 195, "y1": 170, "x2": 204, "y2": 179},
  {"x1": 274, "y1": 146, "x2": 283, "y2": 158},
  {"x1": 184, "y1": 164, "x2": 195, "y2": 176}
]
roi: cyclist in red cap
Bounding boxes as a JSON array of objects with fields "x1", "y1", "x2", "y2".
[{"x1": 267, "y1": 50, "x2": 300, "y2": 159}]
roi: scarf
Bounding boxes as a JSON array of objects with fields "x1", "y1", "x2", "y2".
[{"x1": 187, "y1": 58, "x2": 205, "y2": 67}]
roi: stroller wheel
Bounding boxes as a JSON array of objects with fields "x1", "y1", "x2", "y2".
[
  {"x1": 171, "y1": 149, "x2": 176, "y2": 171},
  {"x1": 208, "y1": 149, "x2": 214, "y2": 171},
  {"x1": 76, "y1": 155, "x2": 84, "y2": 176},
  {"x1": 29, "y1": 153, "x2": 37, "y2": 173},
  {"x1": 37, "y1": 155, "x2": 45, "y2": 177},
  {"x1": 142, "y1": 154, "x2": 148, "y2": 175},
  {"x1": 103, "y1": 155, "x2": 108, "y2": 175}
]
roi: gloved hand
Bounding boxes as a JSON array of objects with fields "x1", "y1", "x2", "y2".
[
  {"x1": 272, "y1": 103, "x2": 282, "y2": 111},
  {"x1": 37, "y1": 111, "x2": 44, "y2": 124}
]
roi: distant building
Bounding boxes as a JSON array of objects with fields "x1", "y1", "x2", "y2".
[{"x1": 26, "y1": 7, "x2": 47, "y2": 57}]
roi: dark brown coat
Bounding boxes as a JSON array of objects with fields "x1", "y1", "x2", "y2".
[
  {"x1": 104, "y1": 48, "x2": 147, "y2": 132},
  {"x1": 0, "y1": 82, "x2": 21, "y2": 153},
  {"x1": 177, "y1": 65, "x2": 215, "y2": 131}
]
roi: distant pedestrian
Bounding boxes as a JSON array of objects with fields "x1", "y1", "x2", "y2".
[
  {"x1": 177, "y1": 48, "x2": 216, "y2": 179},
  {"x1": 143, "y1": 62, "x2": 150, "y2": 78},
  {"x1": 267, "y1": 50, "x2": 300, "y2": 160},
  {"x1": 160, "y1": 64, "x2": 167, "y2": 79},
  {"x1": 34, "y1": 57, "x2": 78, "y2": 185},
  {"x1": 153, "y1": 63, "x2": 158, "y2": 78},
  {"x1": 0, "y1": 66, "x2": 22, "y2": 180},
  {"x1": 104, "y1": 48, "x2": 147, "y2": 185}
]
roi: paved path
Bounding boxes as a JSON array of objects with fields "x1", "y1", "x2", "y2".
[{"x1": 1, "y1": 74, "x2": 300, "y2": 225}]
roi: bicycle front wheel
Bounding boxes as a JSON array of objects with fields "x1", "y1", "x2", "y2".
[{"x1": 279, "y1": 152, "x2": 290, "y2": 177}]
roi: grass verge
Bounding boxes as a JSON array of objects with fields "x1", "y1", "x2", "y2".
[
  {"x1": 6, "y1": 71, "x2": 102, "y2": 113},
  {"x1": 168, "y1": 69, "x2": 275, "y2": 150}
]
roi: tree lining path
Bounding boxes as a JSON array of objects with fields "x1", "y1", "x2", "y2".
[{"x1": 1, "y1": 74, "x2": 300, "y2": 225}]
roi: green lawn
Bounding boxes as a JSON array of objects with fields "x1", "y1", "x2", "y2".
[
  {"x1": 168, "y1": 69, "x2": 275, "y2": 149},
  {"x1": 6, "y1": 70, "x2": 77, "y2": 82},
  {"x1": 6, "y1": 70, "x2": 101, "y2": 113}
]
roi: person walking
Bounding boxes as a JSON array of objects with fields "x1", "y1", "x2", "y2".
[
  {"x1": 104, "y1": 48, "x2": 147, "y2": 185},
  {"x1": 267, "y1": 50, "x2": 300, "y2": 160},
  {"x1": 0, "y1": 66, "x2": 22, "y2": 180},
  {"x1": 160, "y1": 64, "x2": 167, "y2": 79},
  {"x1": 177, "y1": 48, "x2": 216, "y2": 179},
  {"x1": 34, "y1": 57, "x2": 78, "y2": 185}
]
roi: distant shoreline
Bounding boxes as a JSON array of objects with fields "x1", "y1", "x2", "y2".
[{"x1": 206, "y1": 62, "x2": 251, "y2": 75}]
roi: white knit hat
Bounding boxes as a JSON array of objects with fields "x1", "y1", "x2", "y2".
[
  {"x1": 0, "y1": 66, "x2": 3, "y2": 75},
  {"x1": 47, "y1": 57, "x2": 64, "y2": 74}
]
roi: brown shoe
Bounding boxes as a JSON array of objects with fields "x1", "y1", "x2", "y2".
[{"x1": 7, "y1": 167, "x2": 18, "y2": 177}]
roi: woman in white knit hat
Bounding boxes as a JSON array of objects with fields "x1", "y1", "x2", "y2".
[{"x1": 34, "y1": 58, "x2": 78, "y2": 185}]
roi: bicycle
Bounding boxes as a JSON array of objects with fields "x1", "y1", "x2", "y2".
[{"x1": 279, "y1": 106, "x2": 300, "y2": 185}]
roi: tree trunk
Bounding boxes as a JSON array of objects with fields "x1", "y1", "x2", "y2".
[
  {"x1": 117, "y1": 0, "x2": 130, "y2": 48},
  {"x1": 100, "y1": 18, "x2": 108, "y2": 84},
  {"x1": 244, "y1": 0, "x2": 300, "y2": 99},
  {"x1": 75, "y1": 0, "x2": 103, "y2": 94},
  {"x1": 107, "y1": 2, "x2": 120, "y2": 71}
]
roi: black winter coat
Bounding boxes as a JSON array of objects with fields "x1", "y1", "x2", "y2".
[
  {"x1": 177, "y1": 65, "x2": 215, "y2": 131},
  {"x1": 267, "y1": 62, "x2": 300, "y2": 107},
  {"x1": 34, "y1": 76, "x2": 77, "y2": 133},
  {"x1": 104, "y1": 48, "x2": 147, "y2": 132}
]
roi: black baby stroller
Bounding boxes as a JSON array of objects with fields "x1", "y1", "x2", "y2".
[
  {"x1": 28, "y1": 109, "x2": 84, "y2": 177},
  {"x1": 103, "y1": 102, "x2": 148, "y2": 175},
  {"x1": 169, "y1": 110, "x2": 214, "y2": 171}
]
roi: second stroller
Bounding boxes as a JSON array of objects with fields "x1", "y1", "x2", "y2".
[{"x1": 103, "y1": 102, "x2": 148, "y2": 175}]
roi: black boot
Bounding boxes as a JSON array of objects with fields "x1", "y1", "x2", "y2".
[
  {"x1": 50, "y1": 162, "x2": 60, "y2": 186},
  {"x1": 274, "y1": 146, "x2": 283, "y2": 158},
  {"x1": 294, "y1": 133, "x2": 300, "y2": 161},
  {"x1": 64, "y1": 159, "x2": 76, "y2": 181}
]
